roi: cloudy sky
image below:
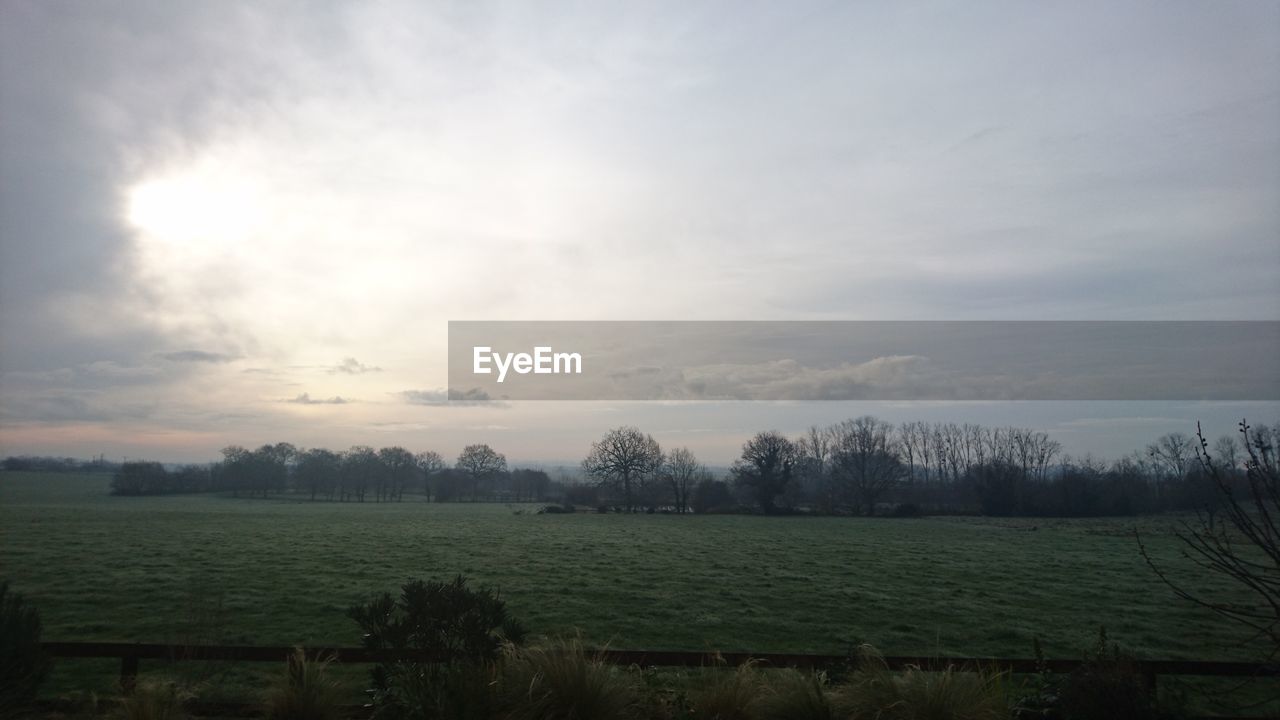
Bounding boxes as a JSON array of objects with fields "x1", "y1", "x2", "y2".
[{"x1": 1, "y1": 1, "x2": 1277, "y2": 465}]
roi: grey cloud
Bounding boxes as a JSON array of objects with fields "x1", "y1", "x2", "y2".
[
  {"x1": 0, "y1": 390, "x2": 155, "y2": 423},
  {"x1": 397, "y1": 388, "x2": 505, "y2": 407},
  {"x1": 681, "y1": 356, "x2": 934, "y2": 401},
  {"x1": 285, "y1": 393, "x2": 350, "y2": 405},
  {"x1": 399, "y1": 389, "x2": 448, "y2": 405},
  {"x1": 3, "y1": 361, "x2": 164, "y2": 389},
  {"x1": 330, "y1": 357, "x2": 382, "y2": 375},
  {"x1": 607, "y1": 366, "x2": 664, "y2": 380},
  {"x1": 1057, "y1": 416, "x2": 1190, "y2": 429},
  {"x1": 160, "y1": 350, "x2": 239, "y2": 364},
  {"x1": 596, "y1": 356, "x2": 938, "y2": 401},
  {"x1": 450, "y1": 388, "x2": 497, "y2": 403}
]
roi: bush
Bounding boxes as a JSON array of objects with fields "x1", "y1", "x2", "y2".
[
  {"x1": 1055, "y1": 628, "x2": 1163, "y2": 720},
  {"x1": 564, "y1": 484, "x2": 600, "y2": 507},
  {"x1": 262, "y1": 647, "x2": 345, "y2": 720},
  {"x1": 496, "y1": 636, "x2": 639, "y2": 720},
  {"x1": 347, "y1": 575, "x2": 526, "y2": 720},
  {"x1": 891, "y1": 503, "x2": 923, "y2": 518},
  {"x1": 0, "y1": 581, "x2": 51, "y2": 717},
  {"x1": 110, "y1": 461, "x2": 170, "y2": 496},
  {"x1": 691, "y1": 478, "x2": 736, "y2": 514},
  {"x1": 845, "y1": 646, "x2": 1010, "y2": 720}
]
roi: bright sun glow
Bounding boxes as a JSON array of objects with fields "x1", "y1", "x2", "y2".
[{"x1": 126, "y1": 165, "x2": 265, "y2": 247}]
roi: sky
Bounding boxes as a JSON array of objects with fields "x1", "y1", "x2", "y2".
[{"x1": 1, "y1": 1, "x2": 1278, "y2": 466}]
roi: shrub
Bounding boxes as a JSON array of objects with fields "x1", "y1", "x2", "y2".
[
  {"x1": 262, "y1": 647, "x2": 345, "y2": 720},
  {"x1": 1055, "y1": 628, "x2": 1162, "y2": 720},
  {"x1": 891, "y1": 503, "x2": 923, "y2": 518},
  {"x1": 0, "y1": 580, "x2": 51, "y2": 717},
  {"x1": 113, "y1": 681, "x2": 191, "y2": 720},
  {"x1": 691, "y1": 478, "x2": 736, "y2": 514},
  {"x1": 688, "y1": 661, "x2": 764, "y2": 720},
  {"x1": 563, "y1": 484, "x2": 600, "y2": 507},
  {"x1": 1012, "y1": 637, "x2": 1058, "y2": 718},
  {"x1": 110, "y1": 461, "x2": 170, "y2": 496},
  {"x1": 347, "y1": 575, "x2": 526, "y2": 720},
  {"x1": 496, "y1": 636, "x2": 639, "y2": 720},
  {"x1": 845, "y1": 646, "x2": 1011, "y2": 720}
]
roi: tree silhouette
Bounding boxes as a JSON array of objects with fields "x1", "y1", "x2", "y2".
[
  {"x1": 582, "y1": 426, "x2": 662, "y2": 512},
  {"x1": 1139, "y1": 420, "x2": 1279, "y2": 660}
]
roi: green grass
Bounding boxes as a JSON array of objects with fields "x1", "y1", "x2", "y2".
[{"x1": 0, "y1": 470, "x2": 1265, "y2": 699}]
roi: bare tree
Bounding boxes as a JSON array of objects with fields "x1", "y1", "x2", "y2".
[
  {"x1": 662, "y1": 447, "x2": 703, "y2": 514},
  {"x1": 731, "y1": 430, "x2": 797, "y2": 515},
  {"x1": 797, "y1": 425, "x2": 835, "y2": 513},
  {"x1": 456, "y1": 444, "x2": 506, "y2": 500},
  {"x1": 1138, "y1": 420, "x2": 1280, "y2": 661},
  {"x1": 378, "y1": 446, "x2": 417, "y2": 502},
  {"x1": 342, "y1": 446, "x2": 378, "y2": 502},
  {"x1": 582, "y1": 426, "x2": 662, "y2": 512},
  {"x1": 295, "y1": 448, "x2": 341, "y2": 501},
  {"x1": 938, "y1": 423, "x2": 968, "y2": 485},
  {"x1": 830, "y1": 416, "x2": 905, "y2": 515},
  {"x1": 897, "y1": 422, "x2": 919, "y2": 490},
  {"x1": 1214, "y1": 435, "x2": 1241, "y2": 472},
  {"x1": 415, "y1": 450, "x2": 446, "y2": 501},
  {"x1": 220, "y1": 445, "x2": 250, "y2": 497},
  {"x1": 1147, "y1": 431, "x2": 1195, "y2": 507}
]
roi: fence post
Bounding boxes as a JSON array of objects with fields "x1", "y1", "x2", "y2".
[{"x1": 120, "y1": 654, "x2": 139, "y2": 694}]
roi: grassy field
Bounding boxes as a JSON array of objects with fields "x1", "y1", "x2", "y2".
[{"x1": 0, "y1": 470, "x2": 1265, "y2": 699}]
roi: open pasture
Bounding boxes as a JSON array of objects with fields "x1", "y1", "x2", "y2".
[{"x1": 0, "y1": 471, "x2": 1256, "y2": 666}]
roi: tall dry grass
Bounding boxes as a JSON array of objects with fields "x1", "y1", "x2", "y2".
[
  {"x1": 496, "y1": 636, "x2": 640, "y2": 720},
  {"x1": 262, "y1": 647, "x2": 346, "y2": 720},
  {"x1": 112, "y1": 681, "x2": 191, "y2": 720},
  {"x1": 844, "y1": 646, "x2": 1011, "y2": 720}
]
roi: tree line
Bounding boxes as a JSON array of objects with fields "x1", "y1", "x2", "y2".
[
  {"x1": 109, "y1": 442, "x2": 552, "y2": 503},
  {"x1": 579, "y1": 418, "x2": 1280, "y2": 518},
  {"x1": 97, "y1": 415, "x2": 1279, "y2": 518},
  {"x1": 1, "y1": 455, "x2": 117, "y2": 473}
]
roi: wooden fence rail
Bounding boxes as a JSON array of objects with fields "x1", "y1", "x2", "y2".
[
  {"x1": 42, "y1": 640, "x2": 1279, "y2": 690},
  {"x1": 39, "y1": 642, "x2": 1280, "y2": 719}
]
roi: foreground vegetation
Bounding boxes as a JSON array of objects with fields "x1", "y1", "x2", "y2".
[
  {"x1": 0, "y1": 576, "x2": 1193, "y2": 719},
  {"x1": 12, "y1": 640, "x2": 1139, "y2": 720}
]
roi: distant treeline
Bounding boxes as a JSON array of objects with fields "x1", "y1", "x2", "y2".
[
  {"x1": 1, "y1": 455, "x2": 118, "y2": 473},
  {"x1": 83, "y1": 416, "x2": 1280, "y2": 519},
  {"x1": 108, "y1": 443, "x2": 553, "y2": 504},
  {"x1": 697, "y1": 418, "x2": 1278, "y2": 519}
]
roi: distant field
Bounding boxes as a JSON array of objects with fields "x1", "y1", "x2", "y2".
[{"x1": 0, "y1": 471, "x2": 1263, "y2": 684}]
